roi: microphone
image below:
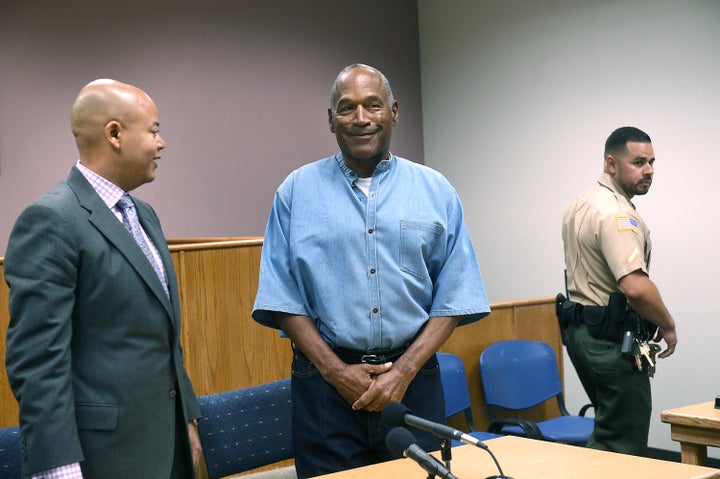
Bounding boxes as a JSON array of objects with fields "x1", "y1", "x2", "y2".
[
  {"x1": 382, "y1": 402, "x2": 488, "y2": 450},
  {"x1": 382, "y1": 402, "x2": 512, "y2": 479},
  {"x1": 385, "y1": 427, "x2": 459, "y2": 479}
]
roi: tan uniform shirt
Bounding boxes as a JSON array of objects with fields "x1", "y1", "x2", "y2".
[{"x1": 562, "y1": 172, "x2": 651, "y2": 307}]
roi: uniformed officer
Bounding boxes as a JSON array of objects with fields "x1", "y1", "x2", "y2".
[{"x1": 560, "y1": 126, "x2": 677, "y2": 456}]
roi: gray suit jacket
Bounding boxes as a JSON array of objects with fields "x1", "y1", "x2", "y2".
[{"x1": 4, "y1": 167, "x2": 201, "y2": 478}]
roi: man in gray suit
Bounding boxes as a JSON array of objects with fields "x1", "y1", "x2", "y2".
[{"x1": 4, "y1": 79, "x2": 202, "y2": 478}]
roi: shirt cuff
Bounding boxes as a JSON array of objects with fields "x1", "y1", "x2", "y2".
[{"x1": 32, "y1": 462, "x2": 83, "y2": 479}]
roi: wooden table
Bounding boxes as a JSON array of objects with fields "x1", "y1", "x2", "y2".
[
  {"x1": 314, "y1": 435, "x2": 720, "y2": 479},
  {"x1": 662, "y1": 401, "x2": 720, "y2": 465}
]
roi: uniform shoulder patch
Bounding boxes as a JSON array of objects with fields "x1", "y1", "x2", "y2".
[{"x1": 616, "y1": 215, "x2": 639, "y2": 234}]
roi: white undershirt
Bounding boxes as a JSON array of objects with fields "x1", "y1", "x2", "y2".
[{"x1": 355, "y1": 177, "x2": 372, "y2": 197}]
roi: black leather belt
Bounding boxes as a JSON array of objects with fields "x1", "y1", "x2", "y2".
[{"x1": 334, "y1": 346, "x2": 407, "y2": 365}]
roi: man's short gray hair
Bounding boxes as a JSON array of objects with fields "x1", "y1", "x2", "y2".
[{"x1": 329, "y1": 64, "x2": 395, "y2": 116}]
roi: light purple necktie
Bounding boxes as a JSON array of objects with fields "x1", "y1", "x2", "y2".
[{"x1": 116, "y1": 194, "x2": 169, "y2": 297}]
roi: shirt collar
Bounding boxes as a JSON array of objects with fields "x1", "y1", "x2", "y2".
[
  {"x1": 598, "y1": 172, "x2": 635, "y2": 209},
  {"x1": 75, "y1": 160, "x2": 126, "y2": 209},
  {"x1": 334, "y1": 152, "x2": 395, "y2": 181}
]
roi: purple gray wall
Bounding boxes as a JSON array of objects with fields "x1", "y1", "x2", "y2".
[{"x1": 0, "y1": 0, "x2": 423, "y2": 254}]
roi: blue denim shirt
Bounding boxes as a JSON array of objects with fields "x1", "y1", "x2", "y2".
[{"x1": 252, "y1": 154, "x2": 490, "y2": 351}]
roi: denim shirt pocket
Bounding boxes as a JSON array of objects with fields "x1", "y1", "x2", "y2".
[{"x1": 400, "y1": 220, "x2": 444, "y2": 280}]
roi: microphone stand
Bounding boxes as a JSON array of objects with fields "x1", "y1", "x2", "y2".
[{"x1": 440, "y1": 438, "x2": 452, "y2": 471}]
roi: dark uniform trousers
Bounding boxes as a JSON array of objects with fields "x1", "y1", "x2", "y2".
[{"x1": 564, "y1": 323, "x2": 651, "y2": 456}]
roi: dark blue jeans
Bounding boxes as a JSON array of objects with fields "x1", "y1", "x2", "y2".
[{"x1": 290, "y1": 348, "x2": 445, "y2": 479}]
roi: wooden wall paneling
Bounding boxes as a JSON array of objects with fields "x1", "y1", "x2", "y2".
[
  {"x1": 168, "y1": 240, "x2": 293, "y2": 479},
  {"x1": 0, "y1": 260, "x2": 16, "y2": 427},
  {"x1": 170, "y1": 240, "x2": 292, "y2": 396}
]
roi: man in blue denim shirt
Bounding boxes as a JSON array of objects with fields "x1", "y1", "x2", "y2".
[{"x1": 252, "y1": 64, "x2": 490, "y2": 478}]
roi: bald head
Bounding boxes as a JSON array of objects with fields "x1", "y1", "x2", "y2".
[
  {"x1": 70, "y1": 79, "x2": 155, "y2": 153},
  {"x1": 69, "y1": 79, "x2": 165, "y2": 191}
]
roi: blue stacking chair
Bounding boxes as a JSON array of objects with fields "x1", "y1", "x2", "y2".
[
  {"x1": 197, "y1": 378, "x2": 293, "y2": 479},
  {"x1": 437, "y1": 352, "x2": 499, "y2": 446},
  {"x1": 479, "y1": 340, "x2": 593, "y2": 445},
  {"x1": 0, "y1": 425, "x2": 21, "y2": 479}
]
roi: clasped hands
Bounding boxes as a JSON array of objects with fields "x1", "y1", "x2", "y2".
[{"x1": 332, "y1": 361, "x2": 412, "y2": 413}]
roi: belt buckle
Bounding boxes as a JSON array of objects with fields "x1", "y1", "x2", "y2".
[{"x1": 361, "y1": 354, "x2": 383, "y2": 364}]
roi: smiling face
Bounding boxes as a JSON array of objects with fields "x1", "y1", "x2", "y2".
[
  {"x1": 328, "y1": 66, "x2": 398, "y2": 177},
  {"x1": 115, "y1": 96, "x2": 165, "y2": 191},
  {"x1": 606, "y1": 141, "x2": 655, "y2": 198}
]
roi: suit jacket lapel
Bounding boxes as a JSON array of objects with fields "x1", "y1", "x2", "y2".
[{"x1": 67, "y1": 169, "x2": 175, "y2": 319}]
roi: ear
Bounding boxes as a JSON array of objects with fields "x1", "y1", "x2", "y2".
[
  {"x1": 391, "y1": 101, "x2": 399, "y2": 126},
  {"x1": 328, "y1": 108, "x2": 335, "y2": 133},
  {"x1": 105, "y1": 120, "x2": 122, "y2": 150},
  {"x1": 605, "y1": 154, "x2": 618, "y2": 174}
]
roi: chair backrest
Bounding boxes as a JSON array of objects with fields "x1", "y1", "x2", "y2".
[
  {"x1": 437, "y1": 352, "x2": 473, "y2": 419},
  {"x1": 479, "y1": 340, "x2": 563, "y2": 411},
  {"x1": 0, "y1": 426, "x2": 21, "y2": 479},
  {"x1": 197, "y1": 378, "x2": 293, "y2": 479}
]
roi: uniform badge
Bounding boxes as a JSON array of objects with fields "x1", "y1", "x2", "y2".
[{"x1": 616, "y1": 215, "x2": 639, "y2": 235}]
